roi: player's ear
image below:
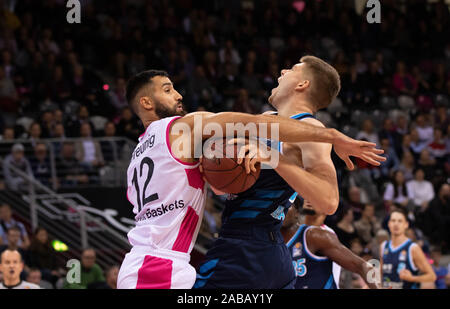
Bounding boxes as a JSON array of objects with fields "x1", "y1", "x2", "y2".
[
  {"x1": 295, "y1": 80, "x2": 310, "y2": 92},
  {"x1": 139, "y1": 96, "x2": 154, "y2": 111}
]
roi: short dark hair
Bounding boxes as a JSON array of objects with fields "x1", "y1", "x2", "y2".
[
  {"x1": 126, "y1": 70, "x2": 169, "y2": 114},
  {"x1": 299, "y1": 55, "x2": 341, "y2": 110},
  {"x1": 391, "y1": 207, "x2": 408, "y2": 221},
  {"x1": 7, "y1": 226, "x2": 21, "y2": 234}
]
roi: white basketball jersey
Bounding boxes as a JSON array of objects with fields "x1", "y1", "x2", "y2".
[{"x1": 126, "y1": 116, "x2": 206, "y2": 255}]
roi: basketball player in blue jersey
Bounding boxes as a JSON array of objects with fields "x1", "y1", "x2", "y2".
[
  {"x1": 194, "y1": 55, "x2": 386, "y2": 289},
  {"x1": 281, "y1": 196, "x2": 381, "y2": 289},
  {"x1": 380, "y1": 208, "x2": 436, "y2": 289}
]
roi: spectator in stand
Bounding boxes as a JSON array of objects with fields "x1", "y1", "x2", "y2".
[
  {"x1": 417, "y1": 148, "x2": 437, "y2": 181},
  {"x1": 344, "y1": 186, "x2": 366, "y2": 220},
  {"x1": 414, "y1": 114, "x2": 434, "y2": 146},
  {"x1": 29, "y1": 142, "x2": 52, "y2": 187},
  {"x1": 392, "y1": 60, "x2": 417, "y2": 109},
  {"x1": 232, "y1": 88, "x2": 258, "y2": 114},
  {"x1": 378, "y1": 118, "x2": 402, "y2": 158},
  {"x1": 109, "y1": 77, "x2": 127, "y2": 115},
  {"x1": 3, "y1": 143, "x2": 33, "y2": 191},
  {"x1": 354, "y1": 204, "x2": 382, "y2": 246},
  {"x1": 427, "y1": 128, "x2": 447, "y2": 163},
  {"x1": 395, "y1": 114, "x2": 410, "y2": 137},
  {"x1": 379, "y1": 137, "x2": 400, "y2": 180},
  {"x1": 370, "y1": 229, "x2": 389, "y2": 260},
  {"x1": 398, "y1": 150, "x2": 415, "y2": 182},
  {"x1": 26, "y1": 267, "x2": 54, "y2": 289},
  {"x1": 90, "y1": 265, "x2": 119, "y2": 289},
  {"x1": 334, "y1": 207, "x2": 359, "y2": 248},
  {"x1": 0, "y1": 65, "x2": 18, "y2": 114},
  {"x1": 406, "y1": 168, "x2": 435, "y2": 212},
  {"x1": 55, "y1": 142, "x2": 89, "y2": 187},
  {"x1": 0, "y1": 126, "x2": 15, "y2": 155},
  {"x1": 419, "y1": 183, "x2": 450, "y2": 252},
  {"x1": 50, "y1": 122, "x2": 66, "y2": 159},
  {"x1": 356, "y1": 119, "x2": 380, "y2": 146},
  {"x1": 38, "y1": 110, "x2": 54, "y2": 138},
  {"x1": 383, "y1": 170, "x2": 411, "y2": 211},
  {"x1": 63, "y1": 248, "x2": 105, "y2": 289},
  {"x1": 65, "y1": 105, "x2": 94, "y2": 138},
  {"x1": 75, "y1": 122, "x2": 104, "y2": 169},
  {"x1": 429, "y1": 246, "x2": 450, "y2": 289},
  {"x1": 115, "y1": 107, "x2": 142, "y2": 141},
  {"x1": 434, "y1": 105, "x2": 449, "y2": 133},
  {"x1": 27, "y1": 122, "x2": 42, "y2": 149},
  {"x1": 100, "y1": 121, "x2": 122, "y2": 163},
  {"x1": 0, "y1": 203, "x2": 29, "y2": 249},
  {"x1": 28, "y1": 227, "x2": 59, "y2": 284},
  {"x1": 409, "y1": 128, "x2": 428, "y2": 160}
]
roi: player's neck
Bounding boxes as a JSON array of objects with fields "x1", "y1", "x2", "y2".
[
  {"x1": 281, "y1": 224, "x2": 300, "y2": 244},
  {"x1": 277, "y1": 100, "x2": 314, "y2": 118},
  {"x1": 3, "y1": 277, "x2": 20, "y2": 287},
  {"x1": 391, "y1": 234, "x2": 408, "y2": 247},
  {"x1": 305, "y1": 216, "x2": 323, "y2": 227}
]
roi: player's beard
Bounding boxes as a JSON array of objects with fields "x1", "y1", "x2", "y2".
[
  {"x1": 300, "y1": 207, "x2": 317, "y2": 216},
  {"x1": 154, "y1": 100, "x2": 186, "y2": 119}
]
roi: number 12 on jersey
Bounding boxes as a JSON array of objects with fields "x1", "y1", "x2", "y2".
[{"x1": 131, "y1": 157, "x2": 159, "y2": 212}]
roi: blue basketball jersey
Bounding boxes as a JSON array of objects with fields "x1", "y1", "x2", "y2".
[
  {"x1": 194, "y1": 113, "x2": 315, "y2": 289},
  {"x1": 381, "y1": 239, "x2": 419, "y2": 289},
  {"x1": 286, "y1": 224, "x2": 338, "y2": 289},
  {"x1": 221, "y1": 113, "x2": 315, "y2": 228}
]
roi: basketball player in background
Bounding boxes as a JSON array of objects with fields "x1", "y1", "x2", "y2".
[
  {"x1": 380, "y1": 208, "x2": 436, "y2": 289},
  {"x1": 195, "y1": 56, "x2": 385, "y2": 289},
  {"x1": 0, "y1": 249, "x2": 40, "y2": 289},
  {"x1": 117, "y1": 69, "x2": 385, "y2": 289},
  {"x1": 281, "y1": 197, "x2": 381, "y2": 289}
]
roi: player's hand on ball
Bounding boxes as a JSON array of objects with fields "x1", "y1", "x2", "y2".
[
  {"x1": 228, "y1": 138, "x2": 270, "y2": 174},
  {"x1": 332, "y1": 130, "x2": 386, "y2": 170},
  {"x1": 399, "y1": 269, "x2": 413, "y2": 281},
  {"x1": 199, "y1": 156, "x2": 227, "y2": 195}
]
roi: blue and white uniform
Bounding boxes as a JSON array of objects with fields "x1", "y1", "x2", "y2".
[{"x1": 381, "y1": 239, "x2": 419, "y2": 289}]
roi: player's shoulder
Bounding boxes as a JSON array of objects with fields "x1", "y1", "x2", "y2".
[
  {"x1": 299, "y1": 116, "x2": 325, "y2": 128},
  {"x1": 306, "y1": 225, "x2": 337, "y2": 242}
]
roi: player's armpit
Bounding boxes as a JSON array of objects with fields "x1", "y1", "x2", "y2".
[{"x1": 274, "y1": 152, "x2": 338, "y2": 215}]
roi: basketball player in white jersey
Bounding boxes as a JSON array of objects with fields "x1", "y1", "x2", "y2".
[{"x1": 117, "y1": 70, "x2": 385, "y2": 289}]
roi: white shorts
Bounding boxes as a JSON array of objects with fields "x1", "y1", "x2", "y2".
[{"x1": 117, "y1": 246, "x2": 196, "y2": 289}]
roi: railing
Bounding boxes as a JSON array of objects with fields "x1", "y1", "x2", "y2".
[
  {"x1": 7, "y1": 164, "x2": 132, "y2": 270},
  {"x1": 0, "y1": 137, "x2": 136, "y2": 191}
]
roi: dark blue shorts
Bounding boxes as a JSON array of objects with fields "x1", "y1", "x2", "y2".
[{"x1": 193, "y1": 225, "x2": 296, "y2": 289}]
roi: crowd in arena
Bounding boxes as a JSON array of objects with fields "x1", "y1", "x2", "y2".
[{"x1": 0, "y1": 0, "x2": 449, "y2": 288}]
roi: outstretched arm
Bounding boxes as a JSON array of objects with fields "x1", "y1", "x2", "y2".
[
  {"x1": 307, "y1": 227, "x2": 382, "y2": 289},
  {"x1": 170, "y1": 111, "x2": 385, "y2": 168}
]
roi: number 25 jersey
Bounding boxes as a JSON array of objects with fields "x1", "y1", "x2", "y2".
[{"x1": 126, "y1": 116, "x2": 206, "y2": 255}]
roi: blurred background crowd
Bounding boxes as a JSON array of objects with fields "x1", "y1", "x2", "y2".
[{"x1": 0, "y1": 0, "x2": 449, "y2": 288}]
